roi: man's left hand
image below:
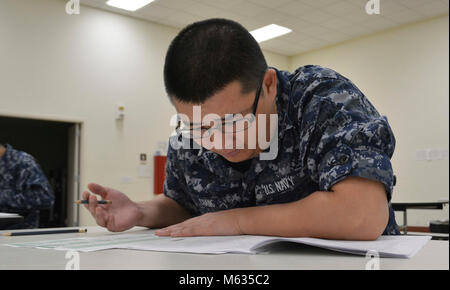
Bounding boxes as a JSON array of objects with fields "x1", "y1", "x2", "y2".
[{"x1": 154, "y1": 209, "x2": 243, "y2": 237}]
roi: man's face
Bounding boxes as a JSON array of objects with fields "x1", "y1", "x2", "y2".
[{"x1": 172, "y1": 69, "x2": 278, "y2": 163}]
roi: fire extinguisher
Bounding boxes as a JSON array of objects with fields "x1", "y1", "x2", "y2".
[{"x1": 153, "y1": 151, "x2": 167, "y2": 194}]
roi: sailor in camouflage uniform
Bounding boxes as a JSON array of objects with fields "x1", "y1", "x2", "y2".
[
  {"x1": 164, "y1": 64, "x2": 400, "y2": 236},
  {"x1": 0, "y1": 144, "x2": 54, "y2": 229},
  {"x1": 82, "y1": 19, "x2": 399, "y2": 239},
  {"x1": 160, "y1": 19, "x2": 400, "y2": 238}
]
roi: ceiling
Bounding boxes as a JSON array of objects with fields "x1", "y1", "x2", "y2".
[{"x1": 80, "y1": 0, "x2": 449, "y2": 56}]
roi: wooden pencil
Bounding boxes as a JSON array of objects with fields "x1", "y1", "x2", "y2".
[
  {"x1": 2, "y1": 228, "x2": 87, "y2": 236},
  {"x1": 75, "y1": 200, "x2": 112, "y2": 205}
]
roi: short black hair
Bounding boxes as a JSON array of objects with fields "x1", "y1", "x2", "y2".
[{"x1": 164, "y1": 18, "x2": 268, "y2": 104}]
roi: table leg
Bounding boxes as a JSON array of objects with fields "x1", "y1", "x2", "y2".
[{"x1": 403, "y1": 209, "x2": 408, "y2": 235}]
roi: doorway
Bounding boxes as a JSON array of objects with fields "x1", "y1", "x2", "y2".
[{"x1": 0, "y1": 115, "x2": 81, "y2": 227}]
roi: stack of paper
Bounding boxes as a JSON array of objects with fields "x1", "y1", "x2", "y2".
[{"x1": 4, "y1": 230, "x2": 431, "y2": 258}]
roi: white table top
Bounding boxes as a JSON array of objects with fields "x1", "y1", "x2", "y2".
[{"x1": 0, "y1": 226, "x2": 448, "y2": 270}]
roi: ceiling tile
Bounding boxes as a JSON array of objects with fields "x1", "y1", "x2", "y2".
[
  {"x1": 276, "y1": 1, "x2": 317, "y2": 17},
  {"x1": 298, "y1": 0, "x2": 341, "y2": 9},
  {"x1": 383, "y1": 8, "x2": 425, "y2": 25},
  {"x1": 248, "y1": 0, "x2": 294, "y2": 9},
  {"x1": 410, "y1": 0, "x2": 450, "y2": 17},
  {"x1": 80, "y1": 0, "x2": 449, "y2": 56}
]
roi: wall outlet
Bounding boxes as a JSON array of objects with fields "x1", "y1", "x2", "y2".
[
  {"x1": 120, "y1": 176, "x2": 132, "y2": 184},
  {"x1": 416, "y1": 149, "x2": 449, "y2": 161}
]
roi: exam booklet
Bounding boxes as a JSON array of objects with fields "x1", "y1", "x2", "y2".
[{"x1": 3, "y1": 230, "x2": 431, "y2": 258}]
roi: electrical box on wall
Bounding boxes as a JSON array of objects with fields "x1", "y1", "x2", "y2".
[
  {"x1": 138, "y1": 153, "x2": 151, "y2": 177},
  {"x1": 116, "y1": 104, "x2": 125, "y2": 120}
]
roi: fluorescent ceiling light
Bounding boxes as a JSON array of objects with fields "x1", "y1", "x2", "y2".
[
  {"x1": 250, "y1": 24, "x2": 292, "y2": 43},
  {"x1": 106, "y1": 0, "x2": 155, "y2": 11}
]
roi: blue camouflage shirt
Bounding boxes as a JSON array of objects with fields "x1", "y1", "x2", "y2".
[
  {"x1": 0, "y1": 144, "x2": 54, "y2": 229},
  {"x1": 164, "y1": 65, "x2": 400, "y2": 236}
]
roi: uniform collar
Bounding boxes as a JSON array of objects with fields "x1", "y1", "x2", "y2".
[{"x1": 272, "y1": 67, "x2": 295, "y2": 140}]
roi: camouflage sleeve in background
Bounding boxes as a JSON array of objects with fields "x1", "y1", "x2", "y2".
[{"x1": 0, "y1": 147, "x2": 55, "y2": 213}]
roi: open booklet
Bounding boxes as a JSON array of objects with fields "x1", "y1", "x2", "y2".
[{"x1": 4, "y1": 230, "x2": 431, "y2": 258}]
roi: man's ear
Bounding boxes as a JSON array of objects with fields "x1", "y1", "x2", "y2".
[{"x1": 264, "y1": 69, "x2": 278, "y2": 102}]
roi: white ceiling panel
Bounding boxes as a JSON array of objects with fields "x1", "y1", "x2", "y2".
[{"x1": 79, "y1": 0, "x2": 449, "y2": 56}]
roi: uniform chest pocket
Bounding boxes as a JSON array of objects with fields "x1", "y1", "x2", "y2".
[
  {"x1": 193, "y1": 181, "x2": 245, "y2": 212},
  {"x1": 201, "y1": 181, "x2": 242, "y2": 196},
  {"x1": 254, "y1": 168, "x2": 307, "y2": 205}
]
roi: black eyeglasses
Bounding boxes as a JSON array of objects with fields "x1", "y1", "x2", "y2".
[
  {"x1": 250, "y1": 77, "x2": 263, "y2": 117},
  {"x1": 177, "y1": 73, "x2": 265, "y2": 139}
]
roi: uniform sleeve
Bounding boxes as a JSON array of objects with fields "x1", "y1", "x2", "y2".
[
  {"x1": 303, "y1": 77, "x2": 396, "y2": 201},
  {"x1": 163, "y1": 140, "x2": 199, "y2": 216},
  {"x1": 0, "y1": 155, "x2": 54, "y2": 211}
]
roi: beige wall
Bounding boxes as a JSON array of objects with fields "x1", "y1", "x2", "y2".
[
  {"x1": 0, "y1": 0, "x2": 289, "y2": 226},
  {"x1": 0, "y1": 0, "x2": 179, "y2": 226},
  {"x1": 1, "y1": 0, "x2": 447, "y2": 228},
  {"x1": 263, "y1": 50, "x2": 290, "y2": 71},
  {"x1": 290, "y1": 15, "x2": 449, "y2": 227}
]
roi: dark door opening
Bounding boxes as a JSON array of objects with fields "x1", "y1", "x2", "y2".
[{"x1": 0, "y1": 115, "x2": 80, "y2": 228}]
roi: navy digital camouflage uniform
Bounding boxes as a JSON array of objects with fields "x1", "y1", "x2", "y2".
[
  {"x1": 0, "y1": 144, "x2": 54, "y2": 229},
  {"x1": 164, "y1": 65, "x2": 400, "y2": 235}
]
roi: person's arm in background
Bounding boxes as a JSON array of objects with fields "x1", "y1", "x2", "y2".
[{"x1": 0, "y1": 154, "x2": 54, "y2": 211}]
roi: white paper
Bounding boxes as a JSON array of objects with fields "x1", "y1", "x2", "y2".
[
  {"x1": 275, "y1": 235, "x2": 432, "y2": 258},
  {"x1": 0, "y1": 212, "x2": 22, "y2": 218},
  {"x1": 3, "y1": 230, "x2": 431, "y2": 258}
]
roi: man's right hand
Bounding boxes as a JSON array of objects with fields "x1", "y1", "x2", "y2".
[{"x1": 82, "y1": 183, "x2": 143, "y2": 232}]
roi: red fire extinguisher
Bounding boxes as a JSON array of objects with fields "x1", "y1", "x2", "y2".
[{"x1": 154, "y1": 152, "x2": 167, "y2": 194}]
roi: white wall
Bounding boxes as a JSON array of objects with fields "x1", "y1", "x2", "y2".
[
  {"x1": 0, "y1": 0, "x2": 289, "y2": 226},
  {"x1": 290, "y1": 15, "x2": 450, "y2": 227},
  {"x1": 0, "y1": 0, "x2": 179, "y2": 225},
  {"x1": 2, "y1": 0, "x2": 446, "y2": 228}
]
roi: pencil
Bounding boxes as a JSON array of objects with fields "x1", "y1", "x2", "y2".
[
  {"x1": 75, "y1": 200, "x2": 112, "y2": 205},
  {"x1": 2, "y1": 228, "x2": 87, "y2": 237}
]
